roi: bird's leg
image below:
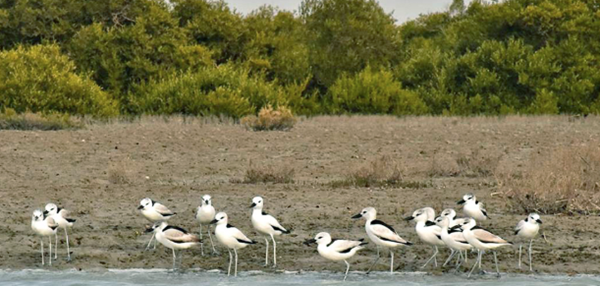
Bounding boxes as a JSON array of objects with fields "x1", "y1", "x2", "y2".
[
  {"x1": 478, "y1": 250, "x2": 483, "y2": 269},
  {"x1": 208, "y1": 225, "x2": 218, "y2": 255},
  {"x1": 65, "y1": 228, "x2": 71, "y2": 261},
  {"x1": 172, "y1": 248, "x2": 176, "y2": 271},
  {"x1": 234, "y1": 248, "x2": 238, "y2": 277},
  {"x1": 518, "y1": 243, "x2": 522, "y2": 269},
  {"x1": 145, "y1": 232, "x2": 156, "y2": 251},
  {"x1": 41, "y1": 238, "x2": 45, "y2": 266},
  {"x1": 443, "y1": 249, "x2": 456, "y2": 267},
  {"x1": 48, "y1": 236, "x2": 52, "y2": 266},
  {"x1": 264, "y1": 237, "x2": 269, "y2": 266},
  {"x1": 455, "y1": 250, "x2": 463, "y2": 271},
  {"x1": 54, "y1": 232, "x2": 58, "y2": 260},
  {"x1": 464, "y1": 250, "x2": 468, "y2": 264},
  {"x1": 529, "y1": 239, "x2": 533, "y2": 272},
  {"x1": 366, "y1": 245, "x2": 380, "y2": 274},
  {"x1": 271, "y1": 234, "x2": 277, "y2": 268},
  {"x1": 390, "y1": 251, "x2": 394, "y2": 274},
  {"x1": 434, "y1": 246, "x2": 438, "y2": 267},
  {"x1": 199, "y1": 223, "x2": 204, "y2": 256},
  {"x1": 344, "y1": 260, "x2": 350, "y2": 281},
  {"x1": 421, "y1": 246, "x2": 438, "y2": 269},
  {"x1": 494, "y1": 251, "x2": 500, "y2": 278},
  {"x1": 179, "y1": 250, "x2": 184, "y2": 271},
  {"x1": 227, "y1": 249, "x2": 232, "y2": 276},
  {"x1": 468, "y1": 250, "x2": 481, "y2": 278}
]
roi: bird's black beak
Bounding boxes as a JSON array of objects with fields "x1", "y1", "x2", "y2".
[
  {"x1": 404, "y1": 216, "x2": 414, "y2": 221},
  {"x1": 537, "y1": 219, "x2": 543, "y2": 224},
  {"x1": 449, "y1": 225, "x2": 462, "y2": 232},
  {"x1": 351, "y1": 213, "x2": 362, "y2": 219},
  {"x1": 137, "y1": 205, "x2": 144, "y2": 210},
  {"x1": 250, "y1": 203, "x2": 256, "y2": 208},
  {"x1": 304, "y1": 238, "x2": 316, "y2": 246},
  {"x1": 43, "y1": 210, "x2": 49, "y2": 215},
  {"x1": 457, "y1": 199, "x2": 465, "y2": 205},
  {"x1": 145, "y1": 227, "x2": 154, "y2": 233},
  {"x1": 210, "y1": 219, "x2": 218, "y2": 225}
]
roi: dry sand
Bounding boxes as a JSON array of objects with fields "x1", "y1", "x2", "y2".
[{"x1": 1, "y1": 115, "x2": 599, "y2": 274}]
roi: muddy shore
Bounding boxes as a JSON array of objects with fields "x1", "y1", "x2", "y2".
[{"x1": 1, "y1": 116, "x2": 599, "y2": 274}]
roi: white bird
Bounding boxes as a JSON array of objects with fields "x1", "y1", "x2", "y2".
[
  {"x1": 251, "y1": 196, "x2": 290, "y2": 267},
  {"x1": 31, "y1": 210, "x2": 58, "y2": 266},
  {"x1": 457, "y1": 193, "x2": 490, "y2": 221},
  {"x1": 435, "y1": 216, "x2": 472, "y2": 269},
  {"x1": 44, "y1": 203, "x2": 76, "y2": 261},
  {"x1": 211, "y1": 212, "x2": 257, "y2": 276},
  {"x1": 405, "y1": 208, "x2": 445, "y2": 269},
  {"x1": 304, "y1": 232, "x2": 367, "y2": 281},
  {"x1": 352, "y1": 207, "x2": 412, "y2": 273},
  {"x1": 439, "y1": 208, "x2": 467, "y2": 227},
  {"x1": 138, "y1": 198, "x2": 176, "y2": 250},
  {"x1": 196, "y1": 194, "x2": 217, "y2": 256},
  {"x1": 460, "y1": 218, "x2": 512, "y2": 277},
  {"x1": 149, "y1": 222, "x2": 201, "y2": 270},
  {"x1": 515, "y1": 213, "x2": 542, "y2": 271}
]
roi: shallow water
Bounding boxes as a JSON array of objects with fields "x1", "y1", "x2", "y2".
[{"x1": 1, "y1": 270, "x2": 598, "y2": 286}]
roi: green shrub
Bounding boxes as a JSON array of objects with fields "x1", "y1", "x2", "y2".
[
  {"x1": 327, "y1": 66, "x2": 428, "y2": 115},
  {"x1": 0, "y1": 45, "x2": 118, "y2": 117},
  {"x1": 135, "y1": 65, "x2": 291, "y2": 118}
]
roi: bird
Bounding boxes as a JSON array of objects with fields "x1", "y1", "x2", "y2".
[
  {"x1": 138, "y1": 198, "x2": 176, "y2": 250},
  {"x1": 435, "y1": 216, "x2": 471, "y2": 269},
  {"x1": 44, "y1": 203, "x2": 76, "y2": 261},
  {"x1": 352, "y1": 207, "x2": 412, "y2": 273},
  {"x1": 211, "y1": 212, "x2": 257, "y2": 276},
  {"x1": 250, "y1": 196, "x2": 290, "y2": 267},
  {"x1": 196, "y1": 194, "x2": 217, "y2": 256},
  {"x1": 457, "y1": 193, "x2": 490, "y2": 221},
  {"x1": 439, "y1": 208, "x2": 467, "y2": 227},
  {"x1": 515, "y1": 213, "x2": 542, "y2": 271},
  {"x1": 148, "y1": 222, "x2": 200, "y2": 271},
  {"x1": 31, "y1": 210, "x2": 58, "y2": 266},
  {"x1": 304, "y1": 232, "x2": 367, "y2": 281},
  {"x1": 459, "y1": 218, "x2": 512, "y2": 277},
  {"x1": 405, "y1": 208, "x2": 445, "y2": 269}
]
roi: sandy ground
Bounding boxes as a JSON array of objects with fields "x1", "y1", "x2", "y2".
[{"x1": 1, "y1": 116, "x2": 600, "y2": 275}]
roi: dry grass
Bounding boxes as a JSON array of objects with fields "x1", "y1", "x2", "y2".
[
  {"x1": 330, "y1": 155, "x2": 430, "y2": 188},
  {"x1": 240, "y1": 161, "x2": 295, "y2": 184},
  {"x1": 498, "y1": 144, "x2": 600, "y2": 214},
  {"x1": 107, "y1": 159, "x2": 132, "y2": 184},
  {"x1": 427, "y1": 149, "x2": 501, "y2": 178},
  {"x1": 241, "y1": 105, "x2": 297, "y2": 131},
  {"x1": 0, "y1": 109, "x2": 83, "y2": 130}
]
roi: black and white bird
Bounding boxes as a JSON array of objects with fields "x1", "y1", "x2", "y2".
[
  {"x1": 304, "y1": 232, "x2": 367, "y2": 281},
  {"x1": 44, "y1": 203, "x2": 76, "y2": 261},
  {"x1": 138, "y1": 198, "x2": 176, "y2": 250},
  {"x1": 439, "y1": 208, "x2": 467, "y2": 227},
  {"x1": 457, "y1": 193, "x2": 490, "y2": 221},
  {"x1": 459, "y1": 218, "x2": 512, "y2": 277},
  {"x1": 435, "y1": 216, "x2": 471, "y2": 269},
  {"x1": 31, "y1": 210, "x2": 58, "y2": 266},
  {"x1": 212, "y1": 212, "x2": 257, "y2": 276},
  {"x1": 196, "y1": 194, "x2": 217, "y2": 256},
  {"x1": 515, "y1": 213, "x2": 542, "y2": 271},
  {"x1": 352, "y1": 207, "x2": 412, "y2": 273},
  {"x1": 250, "y1": 196, "x2": 290, "y2": 267},
  {"x1": 405, "y1": 208, "x2": 445, "y2": 269},
  {"x1": 148, "y1": 222, "x2": 201, "y2": 271}
]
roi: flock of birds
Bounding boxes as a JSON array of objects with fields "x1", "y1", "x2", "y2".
[{"x1": 31, "y1": 193, "x2": 543, "y2": 281}]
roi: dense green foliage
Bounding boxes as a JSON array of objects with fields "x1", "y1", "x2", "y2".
[{"x1": 1, "y1": 0, "x2": 600, "y2": 117}]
